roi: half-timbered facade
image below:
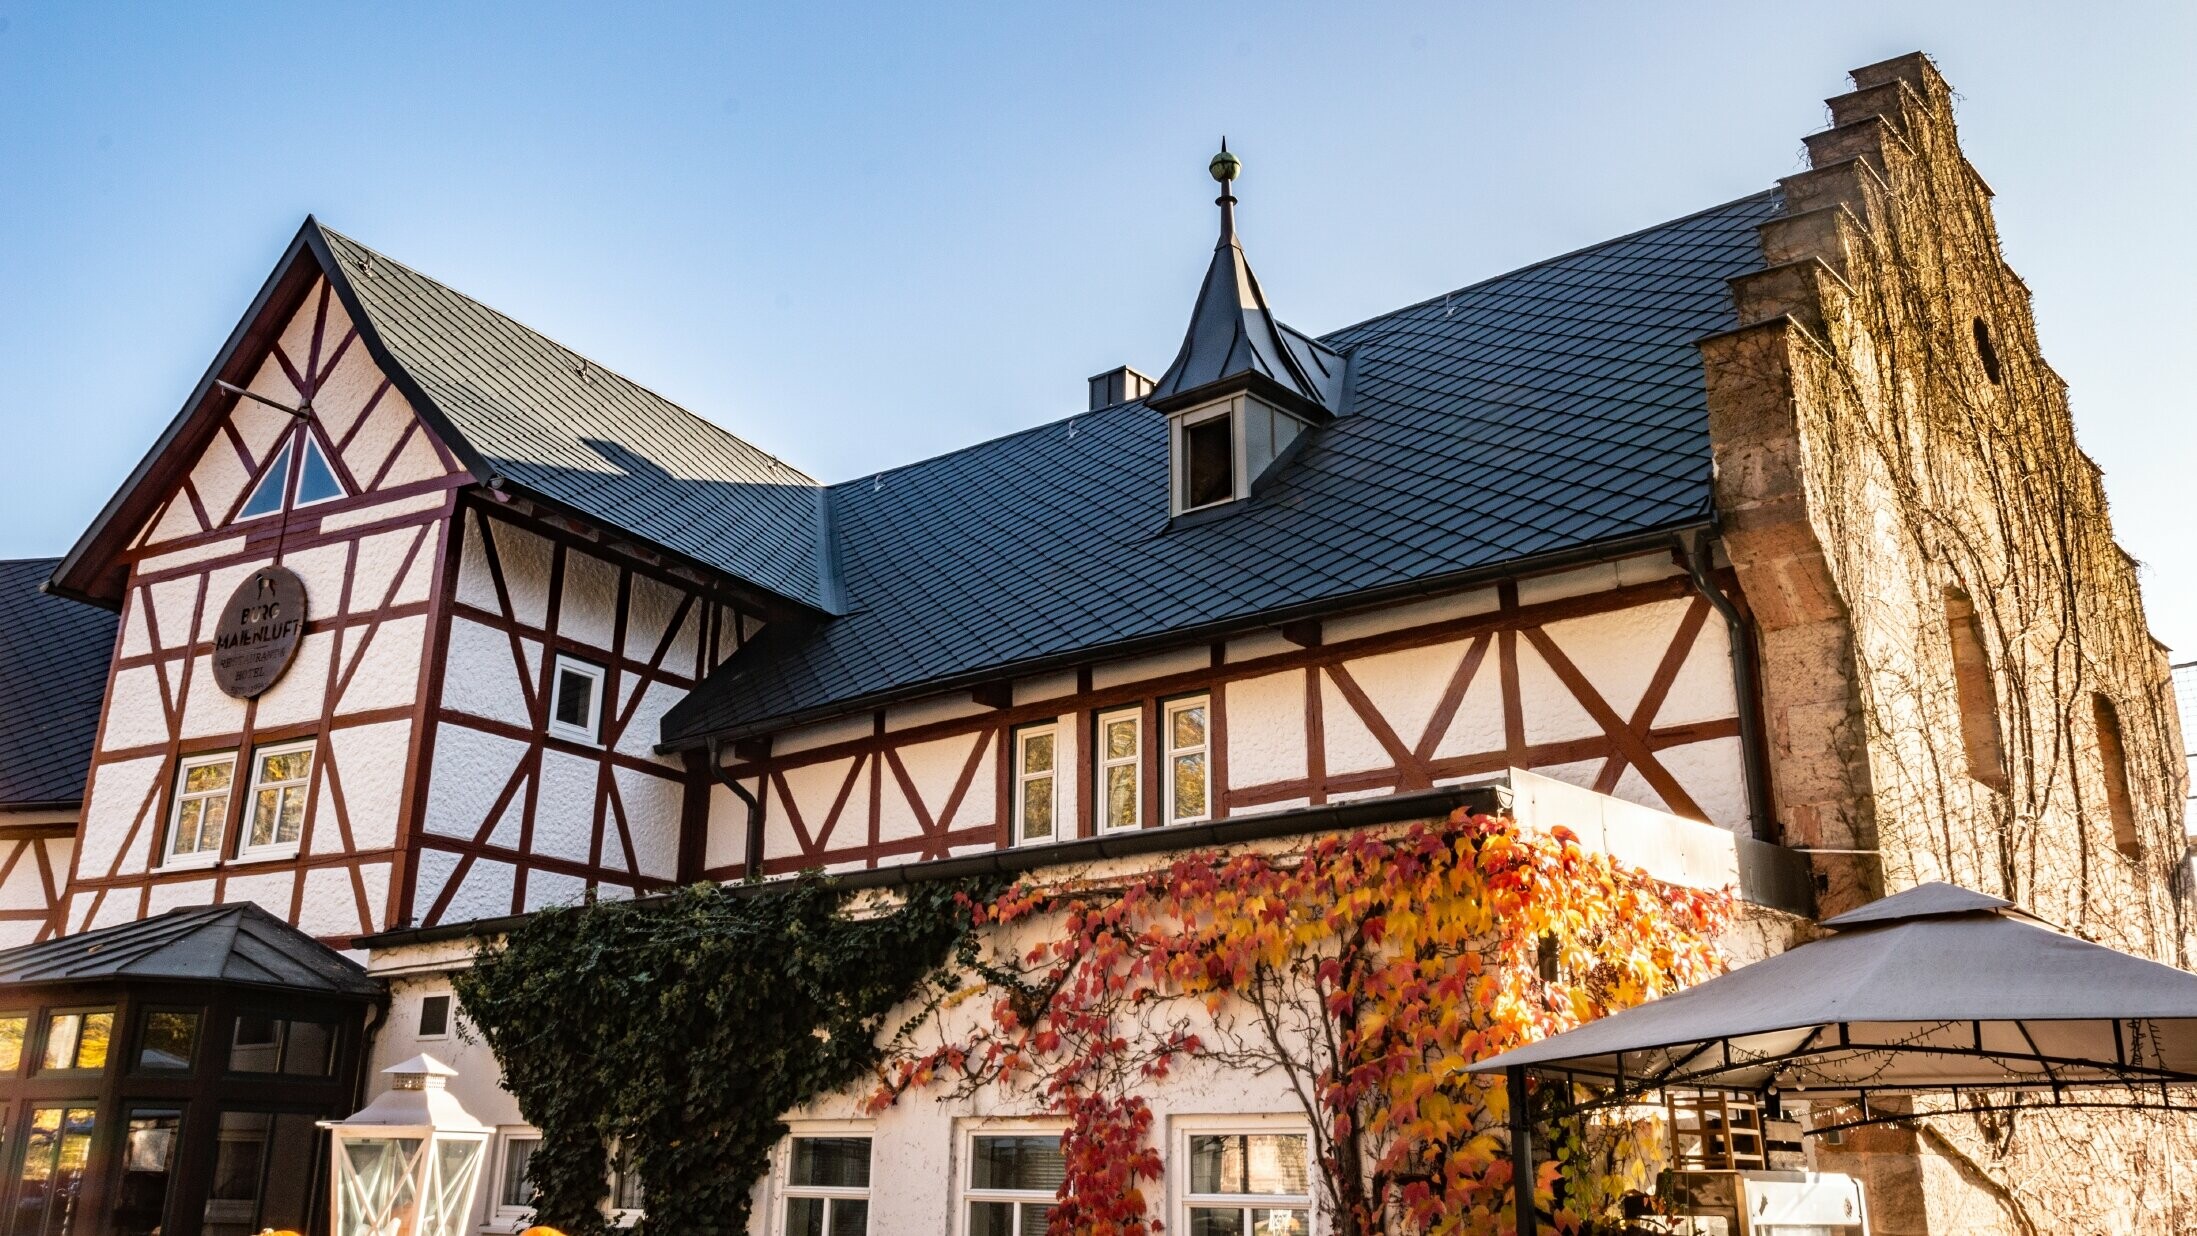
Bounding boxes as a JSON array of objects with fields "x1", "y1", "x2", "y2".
[{"x1": 0, "y1": 50, "x2": 2187, "y2": 1235}]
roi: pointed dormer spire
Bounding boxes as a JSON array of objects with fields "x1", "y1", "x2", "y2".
[
  {"x1": 1148, "y1": 143, "x2": 1345, "y2": 422},
  {"x1": 1211, "y1": 138, "x2": 1241, "y2": 243}
]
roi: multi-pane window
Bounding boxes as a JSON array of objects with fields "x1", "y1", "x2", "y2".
[
  {"x1": 1164, "y1": 696, "x2": 1211, "y2": 825},
  {"x1": 166, "y1": 752, "x2": 236, "y2": 866},
  {"x1": 549, "y1": 655, "x2": 607, "y2": 744},
  {"x1": 1182, "y1": 1130, "x2": 1313, "y2": 1236},
  {"x1": 1013, "y1": 726, "x2": 1059, "y2": 846},
  {"x1": 14, "y1": 1107, "x2": 96, "y2": 1236},
  {"x1": 227, "y1": 1013, "x2": 334, "y2": 1075},
  {"x1": 782, "y1": 1134, "x2": 870, "y2": 1235},
  {"x1": 494, "y1": 1133, "x2": 541, "y2": 1226},
  {"x1": 966, "y1": 1132, "x2": 1064, "y2": 1235},
  {"x1": 240, "y1": 741, "x2": 314, "y2": 857},
  {"x1": 1096, "y1": 707, "x2": 1142, "y2": 832},
  {"x1": 38, "y1": 1009, "x2": 113, "y2": 1073}
]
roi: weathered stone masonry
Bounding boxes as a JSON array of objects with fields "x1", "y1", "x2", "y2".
[{"x1": 1702, "y1": 53, "x2": 2194, "y2": 1235}]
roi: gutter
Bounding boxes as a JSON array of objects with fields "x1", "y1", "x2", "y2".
[
  {"x1": 354, "y1": 784, "x2": 1508, "y2": 952},
  {"x1": 707, "y1": 737, "x2": 767, "y2": 885},
  {"x1": 1676, "y1": 529, "x2": 1776, "y2": 843},
  {"x1": 659, "y1": 519, "x2": 1720, "y2": 753}
]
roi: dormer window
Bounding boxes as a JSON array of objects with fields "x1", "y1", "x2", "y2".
[
  {"x1": 1178, "y1": 407, "x2": 1235, "y2": 512},
  {"x1": 1168, "y1": 394, "x2": 1308, "y2": 516}
]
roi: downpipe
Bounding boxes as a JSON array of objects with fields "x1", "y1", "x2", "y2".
[{"x1": 1676, "y1": 529, "x2": 1776, "y2": 843}]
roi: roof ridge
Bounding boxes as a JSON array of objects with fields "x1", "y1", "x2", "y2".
[
  {"x1": 1317, "y1": 187, "x2": 1783, "y2": 343},
  {"x1": 314, "y1": 223, "x2": 822, "y2": 486}
]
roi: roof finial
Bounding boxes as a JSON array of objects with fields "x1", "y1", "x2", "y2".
[{"x1": 1209, "y1": 138, "x2": 1241, "y2": 243}]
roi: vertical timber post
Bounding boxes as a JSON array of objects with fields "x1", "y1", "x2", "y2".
[{"x1": 1509, "y1": 1065, "x2": 1537, "y2": 1236}]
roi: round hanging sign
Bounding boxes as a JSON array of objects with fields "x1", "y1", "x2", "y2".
[{"x1": 212, "y1": 566, "x2": 308, "y2": 699}]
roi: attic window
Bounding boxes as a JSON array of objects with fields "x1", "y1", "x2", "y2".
[
  {"x1": 1180, "y1": 410, "x2": 1235, "y2": 511},
  {"x1": 238, "y1": 435, "x2": 345, "y2": 520},
  {"x1": 1169, "y1": 394, "x2": 1309, "y2": 517}
]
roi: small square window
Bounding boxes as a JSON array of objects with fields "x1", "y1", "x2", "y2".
[
  {"x1": 165, "y1": 752, "x2": 237, "y2": 867},
  {"x1": 137, "y1": 1009, "x2": 200, "y2": 1072},
  {"x1": 418, "y1": 994, "x2": 452, "y2": 1040},
  {"x1": 1096, "y1": 707, "x2": 1142, "y2": 832},
  {"x1": 238, "y1": 741, "x2": 314, "y2": 859},
  {"x1": 1163, "y1": 696, "x2": 1211, "y2": 825},
  {"x1": 548, "y1": 656, "x2": 607, "y2": 744},
  {"x1": 1012, "y1": 726, "x2": 1059, "y2": 846}
]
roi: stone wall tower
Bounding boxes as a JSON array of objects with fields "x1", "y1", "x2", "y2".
[{"x1": 1702, "y1": 52, "x2": 2194, "y2": 1233}]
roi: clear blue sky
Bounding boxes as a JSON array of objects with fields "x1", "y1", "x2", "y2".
[{"x1": 4, "y1": 4, "x2": 2192, "y2": 653}]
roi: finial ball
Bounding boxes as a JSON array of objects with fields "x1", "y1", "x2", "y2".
[{"x1": 1209, "y1": 148, "x2": 1241, "y2": 184}]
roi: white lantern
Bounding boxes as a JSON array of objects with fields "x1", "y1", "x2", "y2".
[{"x1": 321, "y1": 1054, "x2": 492, "y2": 1236}]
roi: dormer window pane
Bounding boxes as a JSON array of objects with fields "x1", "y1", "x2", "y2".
[{"x1": 1182, "y1": 415, "x2": 1234, "y2": 510}]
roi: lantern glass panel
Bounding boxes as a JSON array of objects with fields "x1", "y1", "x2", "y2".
[{"x1": 335, "y1": 1137, "x2": 421, "y2": 1236}]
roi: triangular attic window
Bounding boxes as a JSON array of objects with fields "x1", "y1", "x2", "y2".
[
  {"x1": 238, "y1": 451, "x2": 290, "y2": 519},
  {"x1": 237, "y1": 435, "x2": 345, "y2": 521},
  {"x1": 295, "y1": 436, "x2": 343, "y2": 506}
]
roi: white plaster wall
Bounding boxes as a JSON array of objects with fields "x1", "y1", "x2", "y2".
[
  {"x1": 1226, "y1": 671, "x2": 1307, "y2": 785},
  {"x1": 442, "y1": 617, "x2": 535, "y2": 725}
]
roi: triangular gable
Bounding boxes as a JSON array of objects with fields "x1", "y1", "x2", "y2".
[
  {"x1": 51, "y1": 220, "x2": 485, "y2": 607},
  {"x1": 53, "y1": 218, "x2": 830, "y2": 618}
]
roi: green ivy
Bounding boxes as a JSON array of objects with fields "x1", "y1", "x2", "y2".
[{"x1": 455, "y1": 875, "x2": 989, "y2": 1236}]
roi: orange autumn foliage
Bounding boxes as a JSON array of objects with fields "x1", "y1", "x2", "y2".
[{"x1": 868, "y1": 810, "x2": 1728, "y2": 1235}]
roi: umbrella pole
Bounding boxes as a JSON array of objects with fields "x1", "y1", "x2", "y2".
[{"x1": 1508, "y1": 1065, "x2": 1537, "y2": 1236}]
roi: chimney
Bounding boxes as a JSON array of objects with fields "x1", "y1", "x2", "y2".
[{"x1": 1087, "y1": 365, "x2": 1155, "y2": 411}]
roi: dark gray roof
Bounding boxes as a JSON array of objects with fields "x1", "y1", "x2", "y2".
[
  {"x1": 313, "y1": 226, "x2": 834, "y2": 614},
  {"x1": 0, "y1": 903, "x2": 380, "y2": 996},
  {"x1": 0, "y1": 559, "x2": 116, "y2": 810},
  {"x1": 663, "y1": 190, "x2": 1782, "y2": 745},
  {"x1": 1147, "y1": 229, "x2": 1344, "y2": 418}
]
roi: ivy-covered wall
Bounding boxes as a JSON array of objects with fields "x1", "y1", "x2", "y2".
[{"x1": 1702, "y1": 51, "x2": 2194, "y2": 1234}]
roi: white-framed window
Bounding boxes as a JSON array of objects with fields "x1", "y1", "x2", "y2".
[
  {"x1": 1163, "y1": 695, "x2": 1211, "y2": 825},
  {"x1": 1174, "y1": 403, "x2": 1237, "y2": 513},
  {"x1": 416, "y1": 993, "x2": 451, "y2": 1041},
  {"x1": 1177, "y1": 1121, "x2": 1314, "y2": 1236},
  {"x1": 548, "y1": 655, "x2": 607, "y2": 744},
  {"x1": 964, "y1": 1126, "x2": 1065, "y2": 1236},
  {"x1": 164, "y1": 752, "x2": 237, "y2": 868},
  {"x1": 237, "y1": 741, "x2": 314, "y2": 859},
  {"x1": 1095, "y1": 706, "x2": 1143, "y2": 832},
  {"x1": 778, "y1": 1129, "x2": 870, "y2": 1235},
  {"x1": 609, "y1": 1141, "x2": 646, "y2": 1226},
  {"x1": 492, "y1": 1130, "x2": 542, "y2": 1229},
  {"x1": 1012, "y1": 724, "x2": 1059, "y2": 846},
  {"x1": 237, "y1": 432, "x2": 347, "y2": 520},
  {"x1": 1168, "y1": 394, "x2": 1308, "y2": 517}
]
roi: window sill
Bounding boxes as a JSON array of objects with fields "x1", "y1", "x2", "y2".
[
  {"x1": 158, "y1": 854, "x2": 221, "y2": 873},
  {"x1": 230, "y1": 845, "x2": 304, "y2": 868}
]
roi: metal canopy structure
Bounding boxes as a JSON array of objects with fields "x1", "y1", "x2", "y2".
[{"x1": 1466, "y1": 882, "x2": 2197, "y2": 1235}]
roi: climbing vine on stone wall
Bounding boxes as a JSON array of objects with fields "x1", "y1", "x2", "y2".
[
  {"x1": 868, "y1": 810, "x2": 1729, "y2": 1235},
  {"x1": 454, "y1": 875, "x2": 992, "y2": 1236}
]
